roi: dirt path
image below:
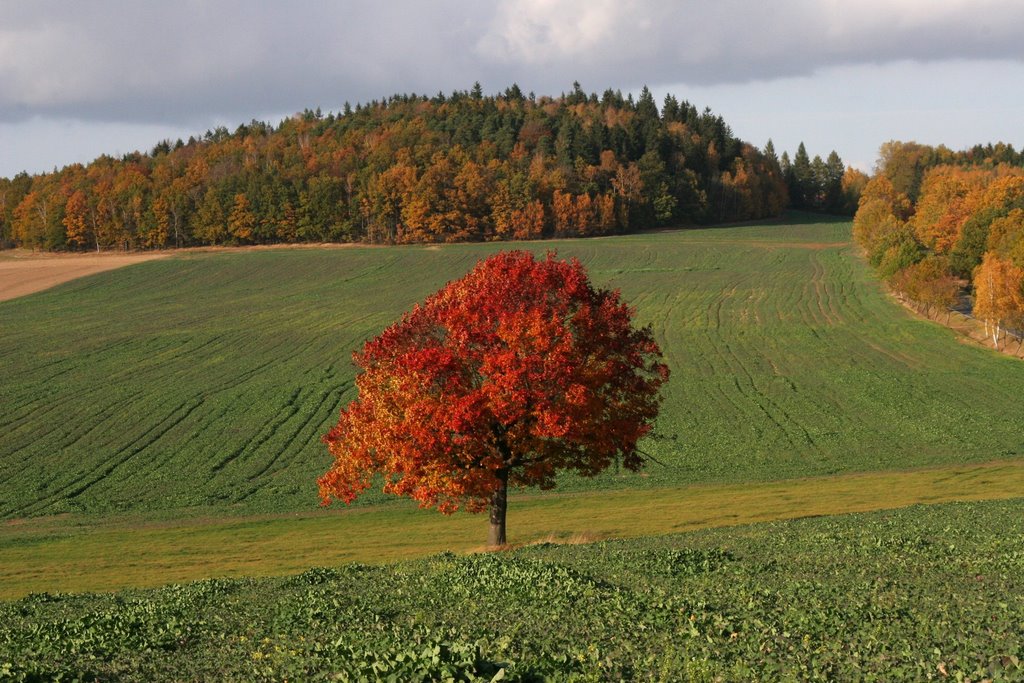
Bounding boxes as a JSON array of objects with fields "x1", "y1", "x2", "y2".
[
  {"x1": 0, "y1": 242, "x2": 381, "y2": 303},
  {"x1": 0, "y1": 251, "x2": 172, "y2": 302}
]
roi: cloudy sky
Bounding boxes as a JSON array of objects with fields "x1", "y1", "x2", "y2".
[{"x1": 2, "y1": 0, "x2": 1023, "y2": 177}]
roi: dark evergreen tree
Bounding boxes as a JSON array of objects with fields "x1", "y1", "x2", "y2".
[
  {"x1": 763, "y1": 139, "x2": 780, "y2": 169},
  {"x1": 661, "y1": 94, "x2": 680, "y2": 123},
  {"x1": 824, "y1": 151, "x2": 845, "y2": 212},
  {"x1": 810, "y1": 155, "x2": 828, "y2": 210},
  {"x1": 791, "y1": 142, "x2": 813, "y2": 209}
]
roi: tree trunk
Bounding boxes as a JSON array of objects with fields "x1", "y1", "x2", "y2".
[{"x1": 488, "y1": 469, "x2": 509, "y2": 547}]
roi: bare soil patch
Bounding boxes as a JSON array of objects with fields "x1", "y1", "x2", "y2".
[
  {"x1": 0, "y1": 242, "x2": 395, "y2": 302},
  {"x1": 0, "y1": 250, "x2": 169, "y2": 302}
]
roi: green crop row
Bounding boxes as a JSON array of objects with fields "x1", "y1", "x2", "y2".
[{"x1": 2, "y1": 499, "x2": 1023, "y2": 681}]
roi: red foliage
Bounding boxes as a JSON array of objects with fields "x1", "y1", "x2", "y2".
[{"x1": 319, "y1": 251, "x2": 669, "y2": 515}]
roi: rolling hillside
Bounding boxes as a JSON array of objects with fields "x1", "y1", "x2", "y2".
[{"x1": 2, "y1": 214, "x2": 1024, "y2": 519}]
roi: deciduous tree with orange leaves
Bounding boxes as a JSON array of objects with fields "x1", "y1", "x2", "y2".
[
  {"x1": 319, "y1": 251, "x2": 669, "y2": 546},
  {"x1": 973, "y1": 252, "x2": 1024, "y2": 350}
]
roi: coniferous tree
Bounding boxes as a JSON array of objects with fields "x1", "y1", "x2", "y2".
[
  {"x1": 763, "y1": 140, "x2": 780, "y2": 169},
  {"x1": 780, "y1": 151, "x2": 793, "y2": 203},
  {"x1": 791, "y1": 143, "x2": 813, "y2": 209},
  {"x1": 810, "y1": 155, "x2": 828, "y2": 209},
  {"x1": 824, "y1": 151, "x2": 845, "y2": 212}
]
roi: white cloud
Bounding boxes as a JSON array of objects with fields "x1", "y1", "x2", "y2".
[
  {"x1": 477, "y1": 0, "x2": 640, "y2": 64},
  {"x1": 476, "y1": 0, "x2": 1024, "y2": 86}
]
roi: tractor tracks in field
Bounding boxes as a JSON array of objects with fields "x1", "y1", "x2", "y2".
[
  {"x1": 232, "y1": 385, "x2": 349, "y2": 503},
  {"x1": 0, "y1": 386, "x2": 150, "y2": 489},
  {"x1": 4, "y1": 397, "x2": 206, "y2": 517},
  {"x1": 1, "y1": 327, "x2": 343, "y2": 514},
  {"x1": 686, "y1": 251, "x2": 824, "y2": 457}
]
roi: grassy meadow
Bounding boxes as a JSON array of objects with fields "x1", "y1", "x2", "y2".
[
  {"x1": 1, "y1": 459, "x2": 1022, "y2": 599},
  {"x1": 4, "y1": 215, "x2": 1024, "y2": 677},
  {"x1": 3, "y1": 214, "x2": 1024, "y2": 602},
  {"x1": 2, "y1": 215, "x2": 1023, "y2": 522}
]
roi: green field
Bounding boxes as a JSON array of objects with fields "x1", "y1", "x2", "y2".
[
  {"x1": 4, "y1": 215, "x2": 1024, "y2": 678},
  {"x1": 2, "y1": 215, "x2": 1023, "y2": 521},
  {"x1": 4, "y1": 499, "x2": 1022, "y2": 681}
]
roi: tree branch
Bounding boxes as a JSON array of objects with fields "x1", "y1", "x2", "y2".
[{"x1": 636, "y1": 448, "x2": 668, "y2": 467}]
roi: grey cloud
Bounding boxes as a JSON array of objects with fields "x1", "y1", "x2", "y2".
[
  {"x1": 1, "y1": 0, "x2": 1022, "y2": 126},
  {"x1": 0, "y1": 0, "x2": 491, "y2": 124},
  {"x1": 476, "y1": 0, "x2": 1024, "y2": 89}
]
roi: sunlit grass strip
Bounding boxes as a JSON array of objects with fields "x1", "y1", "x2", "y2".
[{"x1": 1, "y1": 457, "x2": 1020, "y2": 599}]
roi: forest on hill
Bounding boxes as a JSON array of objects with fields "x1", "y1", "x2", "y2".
[
  {"x1": 853, "y1": 141, "x2": 1024, "y2": 348},
  {"x1": 0, "y1": 84, "x2": 795, "y2": 251}
]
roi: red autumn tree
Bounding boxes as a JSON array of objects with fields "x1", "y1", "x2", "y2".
[{"x1": 319, "y1": 250, "x2": 669, "y2": 546}]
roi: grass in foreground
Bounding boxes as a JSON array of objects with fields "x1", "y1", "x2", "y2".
[
  {"x1": 3, "y1": 498, "x2": 1022, "y2": 681},
  {"x1": 3, "y1": 217, "x2": 1024, "y2": 520},
  {"x1": 2, "y1": 458, "x2": 1022, "y2": 599}
]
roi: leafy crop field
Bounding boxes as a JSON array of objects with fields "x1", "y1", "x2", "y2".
[
  {"x1": 3, "y1": 215, "x2": 1024, "y2": 520},
  {"x1": 3, "y1": 499, "x2": 1022, "y2": 681}
]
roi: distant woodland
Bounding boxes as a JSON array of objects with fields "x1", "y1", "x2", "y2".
[
  {"x1": 0, "y1": 84, "x2": 802, "y2": 251},
  {"x1": 853, "y1": 141, "x2": 1024, "y2": 348}
]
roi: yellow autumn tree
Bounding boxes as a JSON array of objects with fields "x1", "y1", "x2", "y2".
[
  {"x1": 228, "y1": 193, "x2": 256, "y2": 243},
  {"x1": 852, "y1": 175, "x2": 914, "y2": 264},
  {"x1": 987, "y1": 209, "x2": 1024, "y2": 266},
  {"x1": 572, "y1": 193, "x2": 594, "y2": 236},
  {"x1": 890, "y1": 256, "x2": 960, "y2": 320},
  {"x1": 551, "y1": 190, "x2": 574, "y2": 237},
  {"x1": 494, "y1": 200, "x2": 545, "y2": 240},
  {"x1": 911, "y1": 166, "x2": 989, "y2": 254},
  {"x1": 973, "y1": 252, "x2": 1024, "y2": 349},
  {"x1": 63, "y1": 189, "x2": 91, "y2": 250},
  {"x1": 839, "y1": 167, "x2": 869, "y2": 215},
  {"x1": 595, "y1": 193, "x2": 617, "y2": 234},
  {"x1": 492, "y1": 175, "x2": 546, "y2": 240}
]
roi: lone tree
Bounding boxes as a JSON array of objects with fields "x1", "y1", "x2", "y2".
[{"x1": 319, "y1": 250, "x2": 669, "y2": 546}]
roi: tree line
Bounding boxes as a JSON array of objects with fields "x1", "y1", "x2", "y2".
[
  {"x1": 0, "y1": 83, "x2": 791, "y2": 251},
  {"x1": 776, "y1": 142, "x2": 865, "y2": 215},
  {"x1": 853, "y1": 140, "x2": 1024, "y2": 349}
]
